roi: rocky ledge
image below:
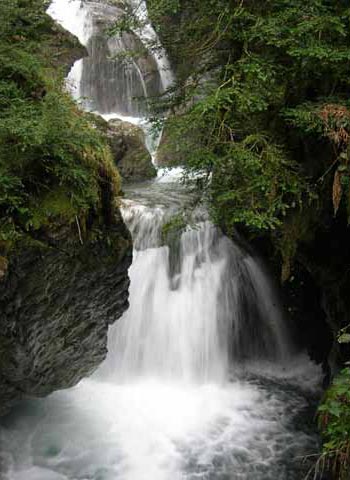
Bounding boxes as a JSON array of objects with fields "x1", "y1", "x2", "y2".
[
  {"x1": 0, "y1": 207, "x2": 132, "y2": 416},
  {"x1": 88, "y1": 114, "x2": 157, "y2": 182}
]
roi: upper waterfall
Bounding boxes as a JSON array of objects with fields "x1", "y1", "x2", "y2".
[
  {"x1": 128, "y1": 0, "x2": 174, "y2": 91},
  {"x1": 48, "y1": 0, "x2": 173, "y2": 117}
]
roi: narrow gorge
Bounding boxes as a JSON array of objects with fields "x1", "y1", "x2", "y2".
[{"x1": 1, "y1": 1, "x2": 348, "y2": 479}]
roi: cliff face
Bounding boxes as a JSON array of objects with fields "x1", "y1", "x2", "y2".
[
  {"x1": 0, "y1": 1, "x2": 132, "y2": 415},
  {"x1": 0, "y1": 214, "x2": 132, "y2": 415}
]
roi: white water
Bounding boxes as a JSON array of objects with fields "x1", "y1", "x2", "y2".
[
  {"x1": 128, "y1": 0, "x2": 174, "y2": 91},
  {"x1": 103, "y1": 200, "x2": 292, "y2": 383},
  {"x1": 47, "y1": 0, "x2": 91, "y2": 45},
  {"x1": 1, "y1": 176, "x2": 323, "y2": 480},
  {"x1": 0, "y1": 3, "x2": 323, "y2": 479},
  {"x1": 47, "y1": 0, "x2": 91, "y2": 100},
  {"x1": 1, "y1": 181, "x2": 323, "y2": 478}
]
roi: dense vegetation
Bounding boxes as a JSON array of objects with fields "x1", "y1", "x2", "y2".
[
  {"x1": 318, "y1": 366, "x2": 350, "y2": 479},
  {"x1": 146, "y1": 0, "x2": 350, "y2": 475},
  {"x1": 1, "y1": 0, "x2": 350, "y2": 474},
  {"x1": 147, "y1": 0, "x2": 350, "y2": 258},
  {"x1": 0, "y1": 0, "x2": 120, "y2": 253}
]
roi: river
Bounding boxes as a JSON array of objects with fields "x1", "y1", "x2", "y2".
[{"x1": 0, "y1": 1, "x2": 323, "y2": 479}]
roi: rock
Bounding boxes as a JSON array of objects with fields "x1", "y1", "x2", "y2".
[
  {"x1": 156, "y1": 121, "x2": 184, "y2": 167},
  {"x1": 0, "y1": 3, "x2": 133, "y2": 416},
  {"x1": 0, "y1": 207, "x2": 132, "y2": 416},
  {"x1": 107, "y1": 119, "x2": 156, "y2": 181},
  {"x1": 48, "y1": 23, "x2": 88, "y2": 75},
  {"x1": 0, "y1": 256, "x2": 8, "y2": 281}
]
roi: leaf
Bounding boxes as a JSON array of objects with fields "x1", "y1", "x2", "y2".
[
  {"x1": 338, "y1": 163, "x2": 348, "y2": 171},
  {"x1": 333, "y1": 170, "x2": 342, "y2": 216},
  {"x1": 338, "y1": 333, "x2": 350, "y2": 344}
]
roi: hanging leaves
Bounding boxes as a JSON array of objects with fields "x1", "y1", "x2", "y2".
[
  {"x1": 338, "y1": 333, "x2": 350, "y2": 344},
  {"x1": 333, "y1": 170, "x2": 342, "y2": 216}
]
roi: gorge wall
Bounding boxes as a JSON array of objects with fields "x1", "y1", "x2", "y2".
[{"x1": 0, "y1": 0, "x2": 133, "y2": 415}]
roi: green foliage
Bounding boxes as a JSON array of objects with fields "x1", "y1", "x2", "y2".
[
  {"x1": 161, "y1": 213, "x2": 187, "y2": 243},
  {"x1": 285, "y1": 101, "x2": 350, "y2": 142},
  {"x1": 211, "y1": 136, "x2": 304, "y2": 231},
  {"x1": 0, "y1": 0, "x2": 51, "y2": 40},
  {"x1": 134, "y1": 3, "x2": 350, "y2": 476},
  {"x1": 145, "y1": 0, "x2": 350, "y2": 242},
  {"x1": 338, "y1": 325, "x2": 350, "y2": 345},
  {"x1": 0, "y1": 0, "x2": 120, "y2": 249},
  {"x1": 157, "y1": 88, "x2": 307, "y2": 231},
  {"x1": 318, "y1": 368, "x2": 350, "y2": 480}
]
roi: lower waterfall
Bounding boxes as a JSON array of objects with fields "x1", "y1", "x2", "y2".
[
  {"x1": 105, "y1": 190, "x2": 290, "y2": 383},
  {"x1": 1, "y1": 173, "x2": 322, "y2": 480}
]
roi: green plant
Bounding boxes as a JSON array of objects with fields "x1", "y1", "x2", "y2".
[
  {"x1": 318, "y1": 368, "x2": 350, "y2": 480},
  {"x1": 140, "y1": 0, "x2": 350, "y2": 287},
  {"x1": 0, "y1": 0, "x2": 121, "y2": 250}
]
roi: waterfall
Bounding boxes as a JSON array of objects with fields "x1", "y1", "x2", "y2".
[
  {"x1": 0, "y1": 173, "x2": 322, "y2": 480},
  {"x1": 48, "y1": 0, "x2": 167, "y2": 117},
  {"x1": 103, "y1": 200, "x2": 291, "y2": 383},
  {"x1": 47, "y1": 0, "x2": 92, "y2": 45},
  {"x1": 128, "y1": 0, "x2": 174, "y2": 91},
  {"x1": 0, "y1": 3, "x2": 323, "y2": 480},
  {"x1": 47, "y1": 0, "x2": 92, "y2": 100}
]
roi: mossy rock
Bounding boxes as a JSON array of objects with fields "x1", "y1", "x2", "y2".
[
  {"x1": 107, "y1": 119, "x2": 157, "y2": 182},
  {"x1": 156, "y1": 121, "x2": 186, "y2": 167}
]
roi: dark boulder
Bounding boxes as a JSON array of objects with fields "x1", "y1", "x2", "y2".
[{"x1": 0, "y1": 207, "x2": 132, "y2": 416}]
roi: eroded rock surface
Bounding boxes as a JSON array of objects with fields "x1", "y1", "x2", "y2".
[
  {"x1": 0, "y1": 209, "x2": 132, "y2": 416},
  {"x1": 107, "y1": 119, "x2": 156, "y2": 181}
]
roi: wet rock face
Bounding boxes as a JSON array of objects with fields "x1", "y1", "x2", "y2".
[
  {"x1": 107, "y1": 119, "x2": 156, "y2": 181},
  {"x1": 156, "y1": 121, "x2": 184, "y2": 167},
  {"x1": 0, "y1": 215, "x2": 132, "y2": 416},
  {"x1": 89, "y1": 114, "x2": 156, "y2": 181}
]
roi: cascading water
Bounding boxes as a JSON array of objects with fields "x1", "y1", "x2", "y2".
[
  {"x1": 127, "y1": 0, "x2": 174, "y2": 91},
  {"x1": 47, "y1": 0, "x2": 172, "y2": 154},
  {"x1": 0, "y1": 178, "x2": 323, "y2": 480},
  {"x1": 104, "y1": 201, "x2": 292, "y2": 384},
  {"x1": 48, "y1": 0, "x2": 170, "y2": 118},
  {"x1": 0, "y1": 2, "x2": 323, "y2": 480}
]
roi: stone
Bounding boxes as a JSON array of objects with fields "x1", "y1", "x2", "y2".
[
  {"x1": 0, "y1": 208, "x2": 132, "y2": 416},
  {"x1": 156, "y1": 121, "x2": 184, "y2": 167},
  {"x1": 107, "y1": 119, "x2": 156, "y2": 181},
  {"x1": 0, "y1": 256, "x2": 8, "y2": 282}
]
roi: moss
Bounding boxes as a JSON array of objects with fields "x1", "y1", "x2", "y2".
[
  {"x1": 0, "y1": 0, "x2": 123, "y2": 252},
  {"x1": 28, "y1": 189, "x2": 80, "y2": 231},
  {"x1": 0, "y1": 255, "x2": 8, "y2": 280},
  {"x1": 276, "y1": 207, "x2": 319, "y2": 282},
  {"x1": 318, "y1": 367, "x2": 350, "y2": 480}
]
